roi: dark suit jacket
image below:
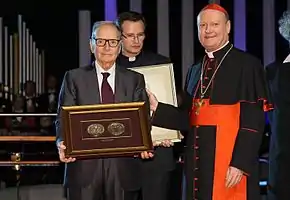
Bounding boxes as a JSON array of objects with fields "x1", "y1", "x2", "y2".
[
  {"x1": 55, "y1": 64, "x2": 150, "y2": 190},
  {"x1": 266, "y1": 62, "x2": 290, "y2": 200}
]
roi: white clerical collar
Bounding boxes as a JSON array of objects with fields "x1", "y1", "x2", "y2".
[
  {"x1": 128, "y1": 57, "x2": 136, "y2": 62},
  {"x1": 122, "y1": 51, "x2": 140, "y2": 62},
  {"x1": 95, "y1": 61, "x2": 116, "y2": 75},
  {"x1": 205, "y1": 41, "x2": 230, "y2": 58},
  {"x1": 283, "y1": 53, "x2": 290, "y2": 63}
]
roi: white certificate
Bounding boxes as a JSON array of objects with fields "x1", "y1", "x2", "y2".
[{"x1": 129, "y1": 63, "x2": 182, "y2": 143}]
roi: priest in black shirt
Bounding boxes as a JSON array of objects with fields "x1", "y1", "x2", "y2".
[
  {"x1": 116, "y1": 11, "x2": 174, "y2": 200},
  {"x1": 116, "y1": 12, "x2": 170, "y2": 67}
]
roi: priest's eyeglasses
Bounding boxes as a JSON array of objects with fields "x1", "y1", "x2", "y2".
[
  {"x1": 92, "y1": 38, "x2": 120, "y2": 47},
  {"x1": 122, "y1": 33, "x2": 145, "y2": 41}
]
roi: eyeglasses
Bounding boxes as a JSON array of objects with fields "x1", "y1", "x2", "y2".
[
  {"x1": 92, "y1": 38, "x2": 120, "y2": 47},
  {"x1": 122, "y1": 33, "x2": 145, "y2": 41}
]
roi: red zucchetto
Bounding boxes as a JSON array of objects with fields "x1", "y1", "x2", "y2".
[{"x1": 200, "y1": 3, "x2": 228, "y2": 16}]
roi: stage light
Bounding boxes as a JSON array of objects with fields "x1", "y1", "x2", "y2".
[{"x1": 105, "y1": 0, "x2": 117, "y2": 21}]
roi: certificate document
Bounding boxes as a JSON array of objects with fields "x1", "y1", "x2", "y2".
[{"x1": 129, "y1": 63, "x2": 182, "y2": 143}]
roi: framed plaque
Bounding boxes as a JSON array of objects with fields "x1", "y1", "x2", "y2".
[
  {"x1": 61, "y1": 102, "x2": 153, "y2": 159},
  {"x1": 129, "y1": 64, "x2": 183, "y2": 143}
]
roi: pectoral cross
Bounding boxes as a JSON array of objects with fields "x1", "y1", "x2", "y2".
[{"x1": 194, "y1": 99, "x2": 205, "y2": 115}]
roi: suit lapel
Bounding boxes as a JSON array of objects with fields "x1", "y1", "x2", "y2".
[
  {"x1": 114, "y1": 66, "x2": 127, "y2": 103},
  {"x1": 85, "y1": 65, "x2": 101, "y2": 104}
]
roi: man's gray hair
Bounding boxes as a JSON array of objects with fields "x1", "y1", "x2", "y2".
[
  {"x1": 279, "y1": 11, "x2": 290, "y2": 42},
  {"x1": 91, "y1": 21, "x2": 121, "y2": 39}
]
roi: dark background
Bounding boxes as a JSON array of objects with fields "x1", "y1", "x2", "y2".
[
  {"x1": 0, "y1": 1, "x2": 285, "y2": 197},
  {"x1": 0, "y1": 0, "x2": 289, "y2": 89}
]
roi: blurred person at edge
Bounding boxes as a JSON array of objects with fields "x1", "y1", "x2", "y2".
[{"x1": 266, "y1": 10, "x2": 290, "y2": 200}]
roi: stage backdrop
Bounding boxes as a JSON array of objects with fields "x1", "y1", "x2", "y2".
[{"x1": 1, "y1": 0, "x2": 290, "y2": 91}]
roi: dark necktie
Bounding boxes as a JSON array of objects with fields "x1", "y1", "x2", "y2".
[{"x1": 101, "y1": 72, "x2": 114, "y2": 103}]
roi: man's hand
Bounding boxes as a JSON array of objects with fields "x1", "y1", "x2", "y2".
[
  {"x1": 153, "y1": 139, "x2": 174, "y2": 147},
  {"x1": 225, "y1": 166, "x2": 244, "y2": 188},
  {"x1": 146, "y1": 89, "x2": 158, "y2": 112},
  {"x1": 57, "y1": 141, "x2": 76, "y2": 163},
  {"x1": 140, "y1": 151, "x2": 154, "y2": 159}
]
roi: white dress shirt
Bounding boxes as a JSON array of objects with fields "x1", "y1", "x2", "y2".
[
  {"x1": 283, "y1": 53, "x2": 290, "y2": 63},
  {"x1": 205, "y1": 41, "x2": 229, "y2": 58},
  {"x1": 95, "y1": 62, "x2": 116, "y2": 99}
]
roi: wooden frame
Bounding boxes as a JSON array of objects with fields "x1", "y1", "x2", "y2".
[
  {"x1": 61, "y1": 101, "x2": 152, "y2": 159},
  {"x1": 129, "y1": 63, "x2": 183, "y2": 143}
]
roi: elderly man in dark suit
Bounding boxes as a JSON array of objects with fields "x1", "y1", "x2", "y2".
[{"x1": 55, "y1": 21, "x2": 152, "y2": 200}]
